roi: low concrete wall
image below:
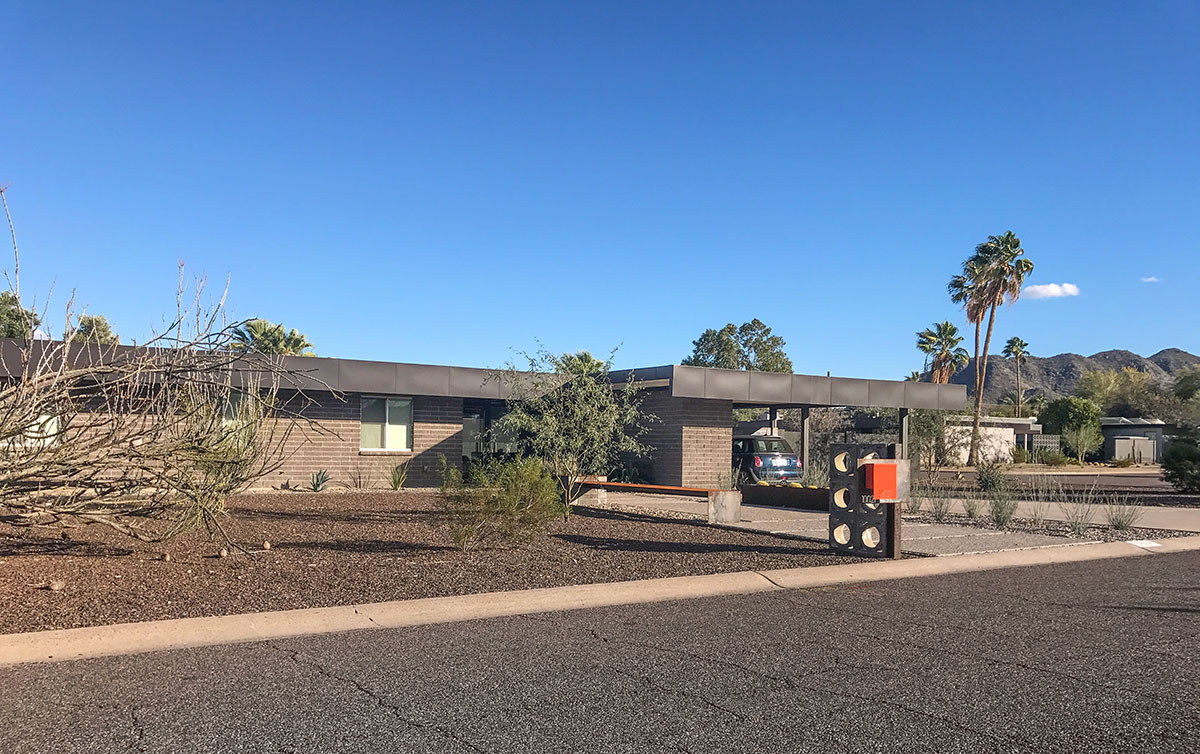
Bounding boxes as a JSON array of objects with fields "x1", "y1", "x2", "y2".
[{"x1": 740, "y1": 486, "x2": 828, "y2": 511}]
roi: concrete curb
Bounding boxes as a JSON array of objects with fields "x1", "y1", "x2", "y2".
[{"x1": 3, "y1": 535, "x2": 1199, "y2": 667}]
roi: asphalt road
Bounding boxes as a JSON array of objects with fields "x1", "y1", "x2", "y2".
[{"x1": 6, "y1": 552, "x2": 1198, "y2": 753}]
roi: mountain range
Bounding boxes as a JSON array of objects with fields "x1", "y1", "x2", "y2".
[{"x1": 946, "y1": 348, "x2": 1200, "y2": 404}]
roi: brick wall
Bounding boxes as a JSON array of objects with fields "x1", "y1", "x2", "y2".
[
  {"x1": 639, "y1": 391, "x2": 733, "y2": 487},
  {"x1": 260, "y1": 392, "x2": 464, "y2": 489}
]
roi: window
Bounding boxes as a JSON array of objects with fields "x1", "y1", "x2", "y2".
[
  {"x1": 360, "y1": 397, "x2": 412, "y2": 451},
  {"x1": 754, "y1": 437, "x2": 793, "y2": 453},
  {"x1": 15, "y1": 413, "x2": 60, "y2": 449}
]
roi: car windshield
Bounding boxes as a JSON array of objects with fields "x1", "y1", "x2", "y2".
[{"x1": 754, "y1": 438, "x2": 793, "y2": 453}]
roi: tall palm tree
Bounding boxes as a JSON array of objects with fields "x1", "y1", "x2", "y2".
[
  {"x1": 948, "y1": 232, "x2": 1034, "y2": 464},
  {"x1": 1002, "y1": 336, "x2": 1029, "y2": 416},
  {"x1": 915, "y1": 321, "x2": 970, "y2": 384},
  {"x1": 231, "y1": 319, "x2": 315, "y2": 355}
]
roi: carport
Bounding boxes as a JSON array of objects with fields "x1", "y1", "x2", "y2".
[{"x1": 611, "y1": 365, "x2": 967, "y2": 487}]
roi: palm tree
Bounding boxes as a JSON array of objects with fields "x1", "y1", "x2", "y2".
[
  {"x1": 559, "y1": 350, "x2": 607, "y2": 376},
  {"x1": 905, "y1": 370, "x2": 922, "y2": 382},
  {"x1": 230, "y1": 319, "x2": 315, "y2": 355},
  {"x1": 915, "y1": 321, "x2": 970, "y2": 384},
  {"x1": 1002, "y1": 336, "x2": 1029, "y2": 416},
  {"x1": 948, "y1": 232, "x2": 1034, "y2": 464}
]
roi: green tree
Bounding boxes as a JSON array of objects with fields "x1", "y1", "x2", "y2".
[
  {"x1": 492, "y1": 347, "x2": 654, "y2": 509},
  {"x1": 915, "y1": 321, "x2": 970, "y2": 384},
  {"x1": 948, "y1": 231, "x2": 1034, "y2": 464},
  {"x1": 1040, "y1": 396, "x2": 1100, "y2": 435},
  {"x1": 1002, "y1": 337, "x2": 1029, "y2": 416},
  {"x1": 683, "y1": 319, "x2": 792, "y2": 372},
  {"x1": 68, "y1": 314, "x2": 119, "y2": 345},
  {"x1": 905, "y1": 371, "x2": 922, "y2": 382},
  {"x1": 1061, "y1": 422, "x2": 1104, "y2": 463},
  {"x1": 1077, "y1": 367, "x2": 1178, "y2": 420},
  {"x1": 0, "y1": 290, "x2": 40, "y2": 338},
  {"x1": 230, "y1": 319, "x2": 314, "y2": 355}
]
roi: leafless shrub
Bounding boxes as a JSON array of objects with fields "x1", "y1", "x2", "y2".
[
  {"x1": 1103, "y1": 492, "x2": 1143, "y2": 531},
  {"x1": 0, "y1": 187, "x2": 327, "y2": 542},
  {"x1": 962, "y1": 490, "x2": 981, "y2": 520},
  {"x1": 930, "y1": 496, "x2": 951, "y2": 523},
  {"x1": 1058, "y1": 481, "x2": 1100, "y2": 536}
]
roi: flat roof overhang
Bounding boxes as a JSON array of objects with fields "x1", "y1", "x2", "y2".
[
  {"x1": 0, "y1": 340, "x2": 967, "y2": 410},
  {"x1": 612, "y1": 365, "x2": 967, "y2": 411}
]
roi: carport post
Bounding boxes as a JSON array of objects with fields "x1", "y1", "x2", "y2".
[
  {"x1": 799, "y1": 406, "x2": 811, "y2": 471},
  {"x1": 769, "y1": 407, "x2": 779, "y2": 435},
  {"x1": 898, "y1": 407, "x2": 910, "y2": 460}
]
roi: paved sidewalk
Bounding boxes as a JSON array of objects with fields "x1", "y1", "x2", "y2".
[{"x1": 601, "y1": 492, "x2": 1194, "y2": 556}]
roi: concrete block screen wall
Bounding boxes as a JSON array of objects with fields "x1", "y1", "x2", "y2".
[{"x1": 265, "y1": 392, "x2": 464, "y2": 489}]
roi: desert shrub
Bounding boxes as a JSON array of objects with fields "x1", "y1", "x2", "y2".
[
  {"x1": 1103, "y1": 492, "x2": 1143, "y2": 531},
  {"x1": 1011, "y1": 446, "x2": 1031, "y2": 464},
  {"x1": 962, "y1": 491, "x2": 981, "y2": 520},
  {"x1": 1058, "y1": 482, "x2": 1100, "y2": 536},
  {"x1": 975, "y1": 459, "x2": 1009, "y2": 493},
  {"x1": 988, "y1": 489, "x2": 1018, "y2": 528},
  {"x1": 345, "y1": 460, "x2": 375, "y2": 490},
  {"x1": 388, "y1": 461, "x2": 409, "y2": 491},
  {"x1": 309, "y1": 470, "x2": 330, "y2": 493},
  {"x1": 930, "y1": 496, "x2": 951, "y2": 523},
  {"x1": 1109, "y1": 456, "x2": 1136, "y2": 468},
  {"x1": 1162, "y1": 430, "x2": 1200, "y2": 493},
  {"x1": 1038, "y1": 449, "x2": 1070, "y2": 466},
  {"x1": 438, "y1": 456, "x2": 563, "y2": 550}
]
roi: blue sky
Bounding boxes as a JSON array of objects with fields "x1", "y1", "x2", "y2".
[{"x1": 2, "y1": 1, "x2": 1197, "y2": 378}]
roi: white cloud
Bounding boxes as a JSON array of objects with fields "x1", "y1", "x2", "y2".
[
  {"x1": 1141, "y1": 276, "x2": 1160, "y2": 283},
  {"x1": 1024, "y1": 283, "x2": 1080, "y2": 300}
]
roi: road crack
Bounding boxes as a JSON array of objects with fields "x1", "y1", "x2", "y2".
[{"x1": 269, "y1": 642, "x2": 487, "y2": 753}]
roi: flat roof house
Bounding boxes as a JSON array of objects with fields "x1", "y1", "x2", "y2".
[
  {"x1": 0, "y1": 340, "x2": 967, "y2": 489},
  {"x1": 259, "y1": 356, "x2": 967, "y2": 489}
]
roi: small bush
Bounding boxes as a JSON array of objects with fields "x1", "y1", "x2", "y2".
[
  {"x1": 962, "y1": 491, "x2": 981, "y2": 520},
  {"x1": 988, "y1": 489, "x2": 1018, "y2": 528},
  {"x1": 1162, "y1": 431, "x2": 1200, "y2": 493},
  {"x1": 345, "y1": 461, "x2": 374, "y2": 490},
  {"x1": 1108, "y1": 457, "x2": 1136, "y2": 468},
  {"x1": 309, "y1": 470, "x2": 330, "y2": 493},
  {"x1": 1039, "y1": 449, "x2": 1070, "y2": 467},
  {"x1": 1011, "y1": 446, "x2": 1031, "y2": 465},
  {"x1": 1058, "y1": 483, "x2": 1100, "y2": 536},
  {"x1": 930, "y1": 496, "x2": 951, "y2": 523},
  {"x1": 438, "y1": 456, "x2": 563, "y2": 551},
  {"x1": 388, "y1": 461, "x2": 409, "y2": 491},
  {"x1": 1104, "y1": 492, "x2": 1143, "y2": 531},
  {"x1": 976, "y1": 459, "x2": 1009, "y2": 493}
]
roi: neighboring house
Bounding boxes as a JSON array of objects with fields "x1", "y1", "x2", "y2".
[
  {"x1": 944, "y1": 416, "x2": 1042, "y2": 465},
  {"x1": 1100, "y1": 417, "x2": 1173, "y2": 463}
]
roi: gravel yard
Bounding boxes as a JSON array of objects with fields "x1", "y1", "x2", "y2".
[{"x1": 0, "y1": 490, "x2": 864, "y2": 635}]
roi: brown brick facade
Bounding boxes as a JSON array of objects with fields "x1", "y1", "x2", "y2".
[
  {"x1": 640, "y1": 391, "x2": 733, "y2": 487},
  {"x1": 261, "y1": 392, "x2": 464, "y2": 489}
]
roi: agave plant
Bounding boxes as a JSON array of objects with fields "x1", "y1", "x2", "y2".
[{"x1": 309, "y1": 469, "x2": 330, "y2": 493}]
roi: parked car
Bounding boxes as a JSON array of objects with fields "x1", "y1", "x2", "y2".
[{"x1": 732, "y1": 435, "x2": 802, "y2": 485}]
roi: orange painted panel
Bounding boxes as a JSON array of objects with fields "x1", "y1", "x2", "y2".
[{"x1": 864, "y1": 462, "x2": 898, "y2": 501}]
